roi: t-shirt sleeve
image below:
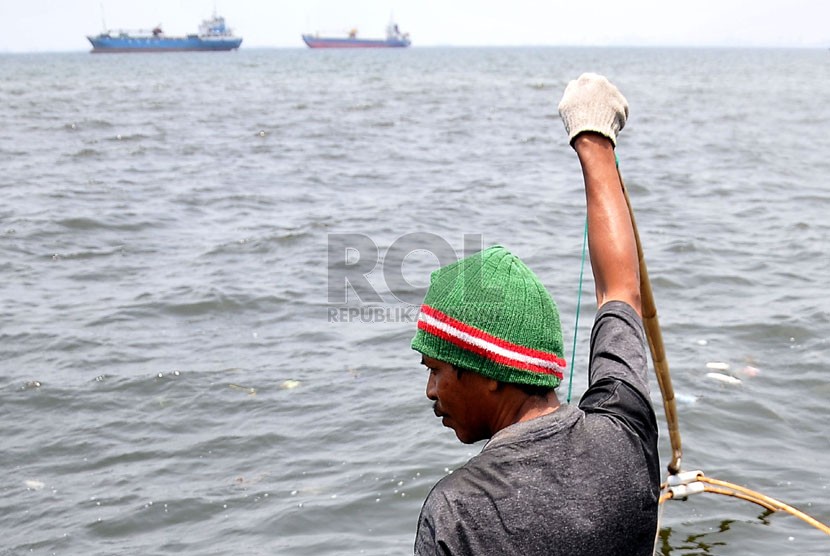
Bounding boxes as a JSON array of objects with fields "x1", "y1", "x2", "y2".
[
  {"x1": 578, "y1": 300, "x2": 657, "y2": 445},
  {"x1": 414, "y1": 482, "x2": 461, "y2": 556},
  {"x1": 414, "y1": 509, "x2": 448, "y2": 555}
]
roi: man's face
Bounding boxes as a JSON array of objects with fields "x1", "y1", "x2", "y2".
[{"x1": 422, "y1": 355, "x2": 493, "y2": 444}]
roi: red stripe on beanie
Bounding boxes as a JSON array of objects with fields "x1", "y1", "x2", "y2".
[{"x1": 418, "y1": 304, "x2": 565, "y2": 379}]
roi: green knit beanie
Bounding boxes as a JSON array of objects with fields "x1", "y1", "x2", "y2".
[{"x1": 411, "y1": 245, "x2": 565, "y2": 388}]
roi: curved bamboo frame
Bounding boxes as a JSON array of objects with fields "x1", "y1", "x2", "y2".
[{"x1": 658, "y1": 475, "x2": 830, "y2": 535}]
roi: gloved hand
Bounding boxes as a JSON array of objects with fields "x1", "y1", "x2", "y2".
[{"x1": 558, "y1": 73, "x2": 629, "y2": 147}]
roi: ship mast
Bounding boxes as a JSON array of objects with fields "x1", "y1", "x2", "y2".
[{"x1": 99, "y1": 2, "x2": 107, "y2": 32}]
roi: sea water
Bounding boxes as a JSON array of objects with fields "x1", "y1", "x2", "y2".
[{"x1": 1, "y1": 47, "x2": 829, "y2": 555}]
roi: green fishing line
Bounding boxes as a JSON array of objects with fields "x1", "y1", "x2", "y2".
[{"x1": 567, "y1": 215, "x2": 588, "y2": 404}]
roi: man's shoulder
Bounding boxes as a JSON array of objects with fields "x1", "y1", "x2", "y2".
[{"x1": 424, "y1": 460, "x2": 486, "y2": 503}]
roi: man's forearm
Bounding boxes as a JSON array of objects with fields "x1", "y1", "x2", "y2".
[{"x1": 574, "y1": 133, "x2": 641, "y2": 315}]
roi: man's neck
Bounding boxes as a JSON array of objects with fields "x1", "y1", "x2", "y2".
[{"x1": 490, "y1": 388, "x2": 561, "y2": 434}]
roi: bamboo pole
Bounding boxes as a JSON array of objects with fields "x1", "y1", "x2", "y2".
[{"x1": 617, "y1": 168, "x2": 683, "y2": 475}]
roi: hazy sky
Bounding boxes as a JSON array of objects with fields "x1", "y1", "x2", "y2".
[{"x1": 1, "y1": 0, "x2": 828, "y2": 52}]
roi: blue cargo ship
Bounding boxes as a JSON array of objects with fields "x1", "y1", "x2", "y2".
[
  {"x1": 87, "y1": 13, "x2": 242, "y2": 53},
  {"x1": 302, "y1": 22, "x2": 410, "y2": 48}
]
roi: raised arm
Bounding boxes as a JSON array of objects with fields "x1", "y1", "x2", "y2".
[{"x1": 558, "y1": 74, "x2": 641, "y2": 316}]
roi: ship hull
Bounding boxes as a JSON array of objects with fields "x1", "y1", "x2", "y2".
[
  {"x1": 87, "y1": 35, "x2": 242, "y2": 53},
  {"x1": 301, "y1": 35, "x2": 410, "y2": 48}
]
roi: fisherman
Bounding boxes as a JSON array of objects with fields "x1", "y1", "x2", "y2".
[{"x1": 411, "y1": 73, "x2": 660, "y2": 555}]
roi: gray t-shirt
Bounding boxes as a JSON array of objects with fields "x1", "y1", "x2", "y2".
[{"x1": 415, "y1": 301, "x2": 660, "y2": 556}]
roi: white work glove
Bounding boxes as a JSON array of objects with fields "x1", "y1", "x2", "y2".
[{"x1": 558, "y1": 73, "x2": 629, "y2": 147}]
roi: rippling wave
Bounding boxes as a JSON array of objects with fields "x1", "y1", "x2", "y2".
[{"x1": 1, "y1": 47, "x2": 829, "y2": 555}]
